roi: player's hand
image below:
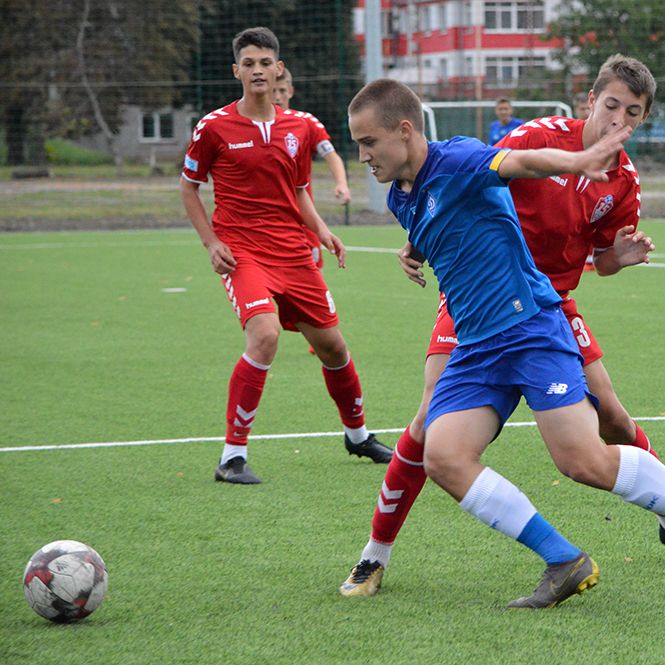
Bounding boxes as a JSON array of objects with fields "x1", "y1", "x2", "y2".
[
  {"x1": 335, "y1": 183, "x2": 352, "y2": 205},
  {"x1": 321, "y1": 231, "x2": 346, "y2": 268},
  {"x1": 577, "y1": 124, "x2": 632, "y2": 181},
  {"x1": 398, "y1": 241, "x2": 427, "y2": 287},
  {"x1": 612, "y1": 225, "x2": 655, "y2": 266},
  {"x1": 207, "y1": 240, "x2": 237, "y2": 275}
]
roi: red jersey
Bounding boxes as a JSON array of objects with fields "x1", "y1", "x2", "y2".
[
  {"x1": 182, "y1": 101, "x2": 314, "y2": 267},
  {"x1": 284, "y1": 109, "x2": 335, "y2": 198},
  {"x1": 497, "y1": 117, "x2": 641, "y2": 295}
]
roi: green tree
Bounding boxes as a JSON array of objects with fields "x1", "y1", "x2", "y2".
[
  {"x1": 197, "y1": 0, "x2": 360, "y2": 157},
  {"x1": 547, "y1": 0, "x2": 665, "y2": 85},
  {"x1": 0, "y1": 0, "x2": 206, "y2": 167}
]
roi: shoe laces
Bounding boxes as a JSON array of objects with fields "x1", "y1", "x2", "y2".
[{"x1": 350, "y1": 559, "x2": 381, "y2": 582}]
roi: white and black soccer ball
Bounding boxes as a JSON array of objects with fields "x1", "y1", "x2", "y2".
[{"x1": 23, "y1": 540, "x2": 108, "y2": 623}]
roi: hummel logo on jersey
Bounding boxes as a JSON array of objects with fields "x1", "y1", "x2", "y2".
[
  {"x1": 549, "y1": 175, "x2": 568, "y2": 187},
  {"x1": 546, "y1": 383, "x2": 569, "y2": 395},
  {"x1": 590, "y1": 195, "x2": 614, "y2": 223},
  {"x1": 436, "y1": 335, "x2": 458, "y2": 344},
  {"x1": 512, "y1": 299, "x2": 524, "y2": 313},
  {"x1": 245, "y1": 297, "x2": 269, "y2": 310},
  {"x1": 228, "y1": 140, "x2": 254, "y2": 150}
]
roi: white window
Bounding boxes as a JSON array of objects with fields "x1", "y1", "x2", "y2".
[
  {"x1": 418, "y1": 3, "x2": 431, "y2": 32},
  {"x1": 485, "y1": 55, "x2": 546, "y2": 86},
  {"x1": 438, "y1": 2, "x2": 447, "y2": 32},
  {"x1": 141, "y1": 111, "x2": 175, "y2": 142},
  {"x1": 439, "y1": 58, "x2": 448, "y2": 80},
  {"x1": 484, "y1": 1, "x2": 544, "y2": 32}
]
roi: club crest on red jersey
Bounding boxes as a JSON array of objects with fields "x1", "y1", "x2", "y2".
[
  {"x1": 590, "y1": 195, "x2": 614, "y2": 223},
  {"x1": 284, "y1": 132, "x2": 299, "y2": 158}
]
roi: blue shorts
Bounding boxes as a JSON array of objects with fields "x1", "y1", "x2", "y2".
[{"x1": 425, "y1": 306, "x2": 597, "y2": 431}]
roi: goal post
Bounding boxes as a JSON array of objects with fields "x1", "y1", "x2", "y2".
[{"x1": 422, "y1": 100, "x2": 573, "y2": 142}]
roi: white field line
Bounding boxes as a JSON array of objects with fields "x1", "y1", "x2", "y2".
[
  {"x1": 2, "y1": 417, "x2": 664, "y2": 454},
  {"x1": 1, "y1": 239, "x2": 664, "y2": 267}
]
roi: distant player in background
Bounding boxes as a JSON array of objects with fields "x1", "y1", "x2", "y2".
[
  {"x1": 341, "y1": 54, "x2": 661, "y2": 599},
  {"x1": 574, "y1": 91, "x2": 592, "y2": 120},
  {"x1": 488, "y1": 97, "x2": 523, "y2": 145},
  {"x1": 179, "y1": 27, "x2": 392, "y2": 485},
  {"x1": 273, "y1": 67, "x2": 351, "y2": 270}
]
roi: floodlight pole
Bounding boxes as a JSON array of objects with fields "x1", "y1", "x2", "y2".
[{"x1": 365, "y1": 0, "x2": 387, "y2": 214}]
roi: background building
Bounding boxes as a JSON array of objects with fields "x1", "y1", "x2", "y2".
[{"x1": 354, "y1": 0, "x2": 566, "y2": 100}]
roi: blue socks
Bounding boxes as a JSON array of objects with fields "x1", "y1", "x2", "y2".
[{"x1": 517, "y1": 513, "x2": 581, "y2": 565}]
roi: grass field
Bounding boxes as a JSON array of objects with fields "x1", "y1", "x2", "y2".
[{"x1": 1, "y1": 223, "x2": 664, "y2": 665}]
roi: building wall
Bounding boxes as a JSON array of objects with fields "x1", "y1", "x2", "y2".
[
  {"x1": 78, "y1": 105, "x2": 197, "y2": 164},
  {"x1": 354, "y1": 0, "x2": 564, "y2": 99}
]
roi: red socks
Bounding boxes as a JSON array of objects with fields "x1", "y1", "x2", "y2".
[
  {"x1": 632, "y1": 421, "x2": 659, "y2": 460},
  {"x1": 371, "y1": 427, "x2": 427, "y2": 545},
  {"x1": 225, "y1": 355, "x2": 269, "y2": 445},
  {"x1": 322, "y1": 357, "x2": 365, "y2": 428}
]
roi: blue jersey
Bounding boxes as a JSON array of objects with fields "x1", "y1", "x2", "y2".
[
  {"x1": 387, "y1": 137, "x2": 561, "y2": 345},
  {"x1": 488, "y1": 118, "x2": 523, "y2": 145}
]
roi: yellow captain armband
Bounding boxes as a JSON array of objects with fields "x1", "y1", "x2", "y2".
[{"x1": 489, "y1": 149, "x2": 510, "y2": 172}]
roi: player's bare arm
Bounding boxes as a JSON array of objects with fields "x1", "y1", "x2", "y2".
[
  {"x1": 398, "y1": 241, "x2": 427, "y2": 288},
  {"x1": 179, "y1": 178, "x2": 237, "y2": 275},
  {"x1": 498, "y1": 125, "x2": 632, "y2": 182},
  {"x1": 324, "y1": 152, "x2": 352, "y2": 204},
  {"x1": 593, "y1": 225, "x2": 656, "y2": 275},
  {"x1": 296, "y1": 187, "x2": 346, "y2": 267}
]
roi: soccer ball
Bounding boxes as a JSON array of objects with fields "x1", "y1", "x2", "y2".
[{"x1": 23, "y1": 540, "x2": 108, "y2": 623}]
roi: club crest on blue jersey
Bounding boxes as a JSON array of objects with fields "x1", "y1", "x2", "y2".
[
  {"x1": 284, "y1": 132, "x2": 299, "y2": 158},
  {"x1": 590, "y1": 195, "x2": 614, "y2": 223},
  {"x1": 426, "y1": 193, "x2": 436, "y2": 217}
]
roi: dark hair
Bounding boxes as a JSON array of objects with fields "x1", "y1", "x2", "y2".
[
  {"x1": 592, "y1": 54, "x2": 656, "y2": 116},
  {"x1": 348, "y1": 79, "x2": 424, "y2": 133},
  {"x1": 495, "y1": 97, "x2": 512, "y2": 106},
  {"x1": 232, "y1": 27, "x2": 279, "y2": 63}
]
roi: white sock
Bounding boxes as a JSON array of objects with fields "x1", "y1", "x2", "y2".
[
  {"x1": 612, "y1": 445, "x2": 665, "y2": 514},
  {"x1": 221, "y1": 444, "x2": 248, "y2": 465},
  {"x1": 459, "y1": 467, "x2": 537, "y2": 539},
  {"x1": 345, "y1": 425, "x2": 370, "y2": 445},
  {"x1": 360, "y1": 538, "x2": 393, "y2": 568}
]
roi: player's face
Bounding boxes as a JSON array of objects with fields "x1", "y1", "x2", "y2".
[
  {"x1": 349, "y1": 106, "x2": 409, "y2": 183},
  {"x1": 587, "y1": 80, "x2": 648, "y2": 141},
  {"x1": 495, "y1": 102, "x2": 513, "y2": 124},
  {"x1": 574, "y1": 100, "x2": 590, "y2": 120},
  {"x1": 273, "y1": 81, "x2": 294, "y2": 109},
  {"x1": 232, "y1": 46, "x2": 283, "y2": 96}
]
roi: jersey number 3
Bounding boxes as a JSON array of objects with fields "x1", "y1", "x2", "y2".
[{"x1": 570, "y1": 317, "x2": 591, "y2": 348}]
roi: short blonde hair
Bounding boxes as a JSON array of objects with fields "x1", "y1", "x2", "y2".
[{"x1": 348, "y1": 79, "x2": 424, "y2": 133}]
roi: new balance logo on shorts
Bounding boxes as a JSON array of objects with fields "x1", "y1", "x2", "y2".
[{"x1": 546, "y1": 383, "x2": 569, "y2": 395}]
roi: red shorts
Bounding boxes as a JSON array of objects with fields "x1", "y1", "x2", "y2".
[
  {"x1": 303, "y1": 226, "x2": 324, "y2": 269},
  {"x1": 221, "y1": 258, "x2": 338, "y2": 331},
  {"x1": 426, "y1": 293, "x2": 603, "y2": 365}
]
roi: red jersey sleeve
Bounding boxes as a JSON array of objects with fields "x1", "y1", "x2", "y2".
[
  {"x1": 304, "y1": 113, "x2": 335, "y2": 158},
  {"x1": 181, "y1": 109, "x2": 225, "y2": 184}
]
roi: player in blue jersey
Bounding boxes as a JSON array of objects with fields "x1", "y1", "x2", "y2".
[
  {"x1": 343, "y1": 78, "x2": 665, "y2": 608},
  {"x1": 488, "y1": 97, "x2": 523, "y2": 144}
]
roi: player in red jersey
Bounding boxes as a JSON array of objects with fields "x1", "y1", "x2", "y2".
[
  {"x1": 273, "y1": 67, "x2": 351, "y2": 269},
  {"x1": 340, "y1": 54, "x2": 661, "y2": 596},
  {"x1": 179, "y1": 27, "x2": 392, "y2": 484}
]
